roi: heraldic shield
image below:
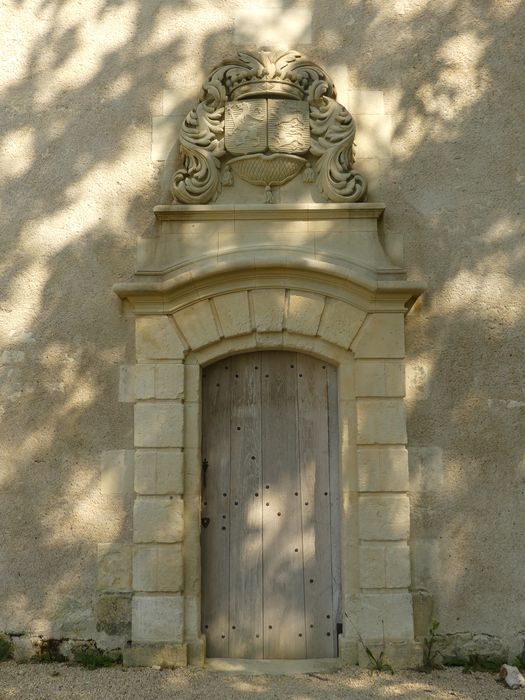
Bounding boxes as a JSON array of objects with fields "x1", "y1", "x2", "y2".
[
  {"x1": 225, "y1": 100, "x2": 310, "y2": 156},
  {"x1": 224, "y1": 100, "x2": 311, "y2": 197}
]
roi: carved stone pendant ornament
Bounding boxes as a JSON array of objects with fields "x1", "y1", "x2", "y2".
[{"x1": 171, "y1": 50, "x2": 367, "y2": 204}]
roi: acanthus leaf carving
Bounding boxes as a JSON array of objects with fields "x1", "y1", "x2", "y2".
[{"x1": 309, "y1": 96, "x2": 367, "y2": 203}]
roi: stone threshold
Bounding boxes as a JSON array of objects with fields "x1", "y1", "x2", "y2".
[{"x1": 205, "y1": 657, "x2": 342, "y2": 675}]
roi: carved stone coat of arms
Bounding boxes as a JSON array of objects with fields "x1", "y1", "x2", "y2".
[{"x1": 172, "y1": 50, "x2": 367, "y2": 204}]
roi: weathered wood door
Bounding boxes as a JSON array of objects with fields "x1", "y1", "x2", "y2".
[{"x1": 201, "y1": 351, "x2": 341, "y2": 659}]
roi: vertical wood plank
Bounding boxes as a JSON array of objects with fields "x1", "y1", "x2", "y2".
[
  {"x1": 327, "y1": 363, "x2": 342, "y2": 643},
  {"x1": 297, "y1": 355, "x2": 336, "y2": 657},
  {"x1": 201, "y1": 360, "x2": 231, "y2": 657},
  {"x1": 261, "y1": 351, "x2": 306, "y2": 659},
  {"x1": 229, "y1": 353, "x2": 263, "y2": 658}
]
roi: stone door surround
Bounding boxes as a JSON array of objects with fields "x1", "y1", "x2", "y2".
[{"x1": 105, "y1": 203, "x2": 424, "y2": 668}]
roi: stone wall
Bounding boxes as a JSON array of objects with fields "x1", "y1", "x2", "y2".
[{"x1": 1, "y1": 0, "x2": 523, "y2": 664}]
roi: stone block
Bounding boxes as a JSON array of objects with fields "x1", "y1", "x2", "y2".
[
  {"x1": 286, "y1": 291, "x2": 325, "y2": 336},
  {"x1": 100, "y1": 450, "x2": 134, "y2": 495},
  {"x1": 182, "y1": 596, "x2": 199, "y2": 644},
  {"x1": 119, "y1": 364, "x2": 155, "y2": 402},
  {"x1": 346, "y1": 89, "x2": 385, "y2": 115},
  {"x1": 354, "y1": 591, "x2": 414, "y2": 641},
  {"x1": 360, "y1": 543, "x2": 386, "y2": 588},
  {"x1": 134, "y1": 403, "x2": 183, "y2": 448},
  {"x1": 133, "y1": 496, "x2": 184, "y2": 543},
  {"x1": 155, "y1": 364, "x2": 185, "y2": 400},
  {"x1": 318, "y1": 299, "x2": 366, "y2": 348},
  {"x1": 183, "y1": 526, "x2": 201, "y2": 596},
  {"x1": 193, "y1": 333, "x2": 257, "y2": 366},
  {"x1": 434, "y1": 632, "x2": 508, "y2": 666},
  {"x1": 132, "y1": 595, "x2": 184, "y2": 643},
  {"x1": 357, "y1": 640, "x2": 422, "y2": 669},
  {"x1": 123, "y1": 642, "x2": 187, "y2": 668},
  {"x1": 281, "y1": 331, "x2": 348, "y2": 365},
  {"x1": 354, "y1": 114, "x2": 392, "y2": 159},
  {"x1": 174, "y1": 301, "x2": 220, "y2": 349},
  {"x1": 338, "y1": 637, "x2": 359, "y2": 665},
  {"x1": 255, "y1": 331, "x2": 283, "y2": 348},
  {"x1": 151, "y1": 115, "x2": 181, "y2": 161},
  {"x1": 359, "y1": 493, "x2": 410, "y2": 540},
  {"x1": 133, "y1": 544, "x2": 183, "y2": 592},
  {"x1": 356, "y1": 399, "x2": 407, "y2": 445},
  {"x1": 338, "y1": 362, "x2": 355, "y2": 401},
  {"x1": 95, "y1": 594, "x2": 131, "y2": 636},
  {"x1": 184, "y1": 447, "x2": 200, "y2": 479},
  {"x1": 97, "y1": 544, "x2": 132, "y2": 592},
  {"x1": 119, "y1": 364, "x2": 184, "y2": 401},
  {"x1": 187, "y1": 636, "x2": 206, "y2": 666},
  {"x1": 385, "y1": 543, "x2": 411, "y2": 588},
  {"x1": 11, "y1": 636, "x2": 38, "y2": 662},
  {"x1": 339, "y1": 400, "x2": 357, "y2": 493},
  {"x1": 134, "y1": 450, "x2": 184, "y2": 495},
  {"x1": 351, "y1": 313, "x2": 405, "y2": 359},
  {"x1": 184, "y1": 364, "x2": 200, "y2": 404},
  {"x1": 213, "y1": 292, "x2": 252, "y2": 337},
  {"x1": 136, "y1": 316, "x2": 185, "y2": 361},
  {"x1": 184, "y1": 401, "x2": 200, "y2": 450},
  {"x1": 234, "y1": 4, "x2": 312, "y2": 47},
  {"x1": 355, "y1": 360, "x2": 405, "y2": 397},
  {"x1": 251, "y1": 289, "x2": 285, "y2": 332},
  {"x1": 357, "y1": 447, "x2": 409, "y2": 492}
]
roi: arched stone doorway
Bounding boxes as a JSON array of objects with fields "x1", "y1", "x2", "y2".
[{"x1": 113, "y1": 225, "x2": 423, "y2": 668}]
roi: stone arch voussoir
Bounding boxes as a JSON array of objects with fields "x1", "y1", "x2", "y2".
[{"x1": 169, "y1": 287, "x2": 373, "y2": 361}]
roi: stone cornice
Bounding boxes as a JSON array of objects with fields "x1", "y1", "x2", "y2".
[
  {"x1": 153, "y1": 202, "x2": 386, "y2": 222},
  {"x1": 114, "y1": 258, "x2": 424, "y2": 315}
]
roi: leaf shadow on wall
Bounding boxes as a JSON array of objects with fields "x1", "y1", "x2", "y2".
[{"x1": 0, "y1": 0, "x2": 523, "y2": 663}]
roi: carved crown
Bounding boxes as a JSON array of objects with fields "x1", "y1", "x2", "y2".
[
  {"x1": 231, "y1": 79, "x2": 303, "y2": 101},
  {"x1": 220, "y1": 51, "x2": 319, "y2": 101}
]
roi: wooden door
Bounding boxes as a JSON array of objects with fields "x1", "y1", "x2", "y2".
[{"x1": 201, "y1": 351, "x2": 341, "y2": 659}]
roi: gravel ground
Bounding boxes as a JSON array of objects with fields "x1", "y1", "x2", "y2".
[{"x1": 0, "y1": 662, "x2": 517, "y2": 700}]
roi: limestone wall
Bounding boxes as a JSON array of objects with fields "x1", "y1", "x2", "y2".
[{"x1": 1, "y1": 0, "x2": 523, "y2": 661}]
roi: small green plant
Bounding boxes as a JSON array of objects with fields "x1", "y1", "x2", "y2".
[
  {"x1": 419, "y1": 620, "x2": 443, "y2": 672},
  {"x1": 34, "y1": 639, "x2": 66, "y2": 664},
  {"x1": 462, "y1": 654, "x2": 504, "y2": 674},
  {"x1": 0, "y1": 638, "x2": 12, "y2": 662},
  {"x1": 364, "y1": 645, "x2": 394, "y2": 675},
  {"x1": 514, "y1": 656, "x2": 525, "y2": 672},
  {"x1": 345, "y1": 613, "x2": 394, "y2": 675},
  {"x1": 72, "y1": 647, "x2": 119, "y2": 669}
]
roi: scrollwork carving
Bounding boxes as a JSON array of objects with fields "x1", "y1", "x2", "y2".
[
  {"x1": 171, "y1": 50, "x2": 367, "y2": 204},
  {"x1": 309, "y1": 95, "x2": 367, "y2": 202}
]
